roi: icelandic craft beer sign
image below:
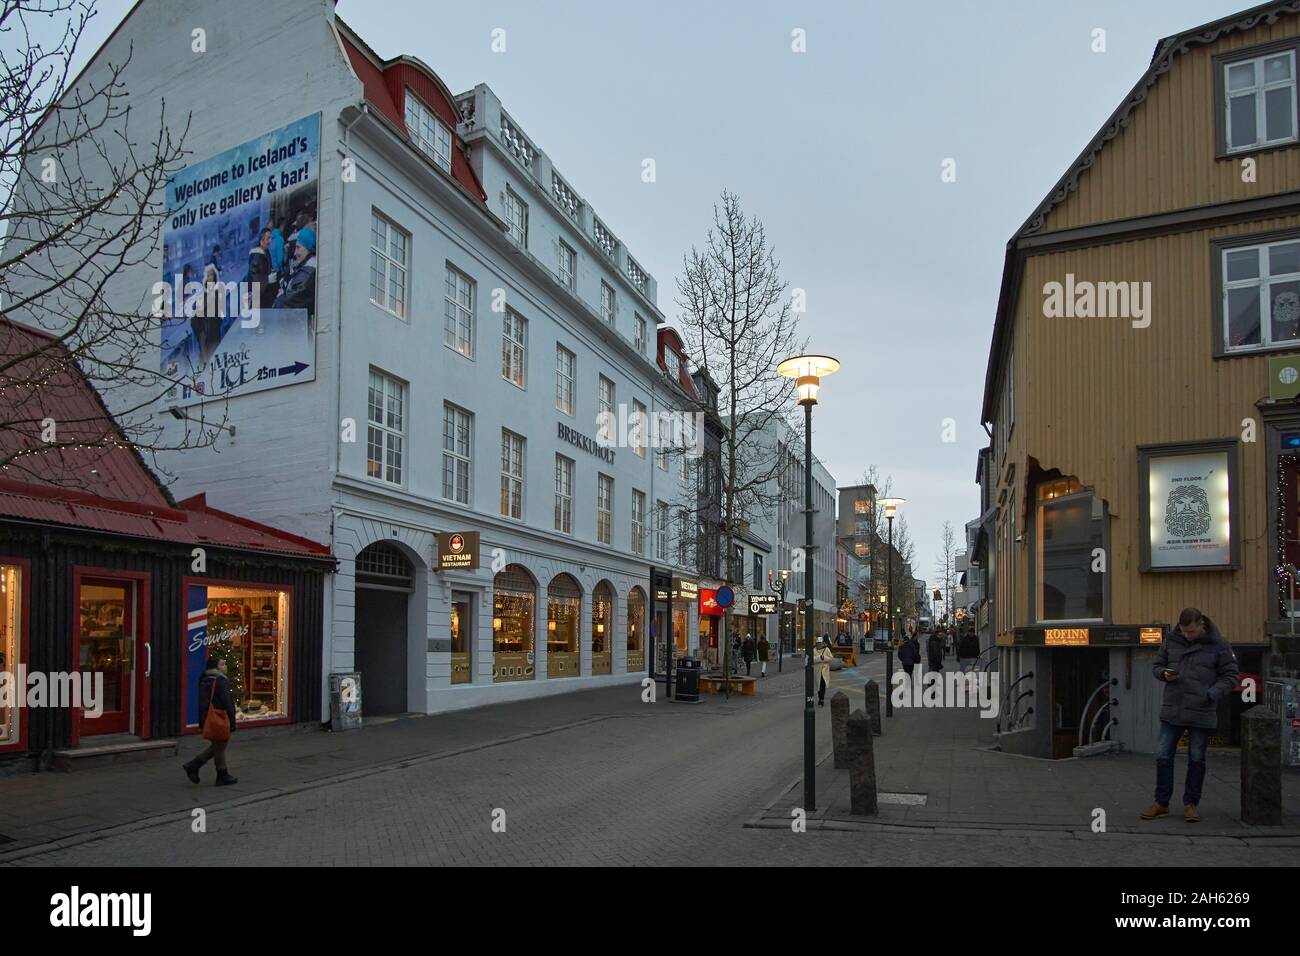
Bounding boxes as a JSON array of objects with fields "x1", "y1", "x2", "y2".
[{"x1": 437, "y1": 531, "x2": 480, "y2": 571}]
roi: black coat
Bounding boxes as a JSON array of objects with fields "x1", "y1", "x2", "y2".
[
  {"x1": 957, "y1": 633, "x2": 979, "y2": 658},
  {"x1": 741, "y1": 637, "x2": 756, "y2": 662},
  {"x1": 926, "y1": 635, "x2": 945, "y2": 670},
  {"x1": 898, "y1": 637, "x2": 920, "y2": 665},
  {"x1": 1152, "y1": 617, "x2": 1238, "y2": 730},
  {"x1": 198, "y1": 669, "x2": 238, "y2": 731}
]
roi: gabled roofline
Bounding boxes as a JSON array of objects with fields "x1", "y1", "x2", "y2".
[{"x1": 981, "y1": 0, "x2": 1300, "y2": 423}]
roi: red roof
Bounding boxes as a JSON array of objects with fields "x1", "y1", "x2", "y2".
[
  {"x1": 336, "y1": 20, "x2": 488, "y2": 205},
  {"x1": 656, "y1": 327, "x2": 700, "y2": 399},
  {"x1": 0, "y1": 319, "x2": 331, "y2": 560}
]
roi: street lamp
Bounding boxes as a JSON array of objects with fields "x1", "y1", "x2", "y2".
[
  {"x1": 768, "y1": 568, "x2": 790, "y2": 673},
  {"x1": 777, "y1": 352, "x2": 839, "y2": 813},
  {"x1": 877, "y1": 497, "x2": 905, "y2": 649}
]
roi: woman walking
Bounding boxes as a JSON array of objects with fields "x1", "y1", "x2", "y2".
[
  {"x1": 813, "y1": 637, "x2": 835, "y2": 706},
  {"x1": 182, "y1": 656, "x2": 239, "y2": 786},
  {"x1": 926, "y1": 628, "x2": 946, "y2": 673}
]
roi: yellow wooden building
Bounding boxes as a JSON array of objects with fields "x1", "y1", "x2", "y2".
[{"x1": 981, "y1": 0, "x2": 1300, "y2": 757}]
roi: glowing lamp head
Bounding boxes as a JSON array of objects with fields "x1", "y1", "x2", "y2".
[
  {"x1": 492, "y1": 617, "x2": 502, "y2": 631},
  {"x1": 777, "y1": 354, "x2": 840, "y2": 404},
  {"x1": 878, "y1": 496, "x2": 906, "y2": 519}
]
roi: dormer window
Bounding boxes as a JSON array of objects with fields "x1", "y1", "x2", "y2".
[
  {"x1": 404, "y1": 90, "x2": 453, "y2": 173},
  {"x1": 665, "y1": 348, "x2": 682, "y2": 383}
]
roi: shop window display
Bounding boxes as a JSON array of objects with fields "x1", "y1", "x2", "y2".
[
  {"x1": 627, "y1": 586, "x2": 645, "y2": 671},
  {"x1": 547, "y1": 574, "x2": 581, "y2": 678},
  {"x1": 186, "y1": 584, "x2": 290, "y2": 727},
  {"x1": 493, "y1": 565, "x2": 535, "y2": 682},
  {"x1": 0, "y1": 565, "x2": 20, "y2": 746},
  {"x1": 592, "y1": 581, "x2": 613, "y2": 675}
]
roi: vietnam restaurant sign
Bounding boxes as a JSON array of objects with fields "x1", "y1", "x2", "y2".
[
  {"x1": 1138, "y1": 440, "x2": 1239, "y2": 572},
  {"x1": 159, "y1": 113, "x2": 321, "y2": 408}
]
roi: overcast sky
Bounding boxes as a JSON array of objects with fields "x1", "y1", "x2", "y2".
[{"x1": 66, "y1": 0, "x2": 1254, "y2": 590}]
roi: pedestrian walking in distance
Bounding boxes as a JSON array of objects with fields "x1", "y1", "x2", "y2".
[
  {"x1": 757, "y1": 634, "x2": 770, "y2": 677},
  {"x1": 926, "y1": 628, "x2": 945, "y2": 673},
  {"x1": 183, "y1": 656, "x2": 239, "y2": 786},
  {"x1": 1141, "y1": 608, "x2": 1238, "y2": 824},
  {"x1": 741, "y1": 634, "x2": 757, "y2": 676},
  {"x1": 898, "y1": 624, "x2": 920, "y2": 677},
  {"x1": 813, "y1": 637, "x2": 835, "y2": 706},
  {"x1": 957, "y1": 630, "x2": 979, "y2": 672}
]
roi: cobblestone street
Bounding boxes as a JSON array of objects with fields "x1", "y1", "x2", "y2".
[{"x1": 3, "y1": 656, "x2": 1295, "y2": 867}]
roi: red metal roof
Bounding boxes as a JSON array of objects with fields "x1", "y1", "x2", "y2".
[
  {"x1": 0, "y1": 320, "x2": 331, "y2": 561},
  {"x1": 337, "y1": 21, "x2": 488, "y2": 205}
]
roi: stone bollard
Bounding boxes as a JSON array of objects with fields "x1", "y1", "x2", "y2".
[
  {"x1": 847, "y1": 709, "x2": 878, "y2": 816},
  {"x1": 831, "y1": 691, "x2": 850, "y2": 769},
  {"x1": 864, "y1": 679, "x2": 882, "y2": 736},
  {"x1": 1241, "y1": 706, "x2": 1282, "y2": 825}
]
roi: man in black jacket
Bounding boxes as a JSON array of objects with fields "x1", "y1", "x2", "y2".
[
  {"x1": 182, "y1": 656, "x2": 239, "y2": 786},
  {"x1": 1141, "y1": 608, "x2": 1237, "y2": 823}
]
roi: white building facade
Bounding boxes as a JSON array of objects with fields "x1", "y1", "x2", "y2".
[{"x1": 4, "y1": 0, "x2": 702, "y2": 716}]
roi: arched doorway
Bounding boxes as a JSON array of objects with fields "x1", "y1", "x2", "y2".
[
  {"x1": 547, "y1": 574, "x2": 582, "y2": 678},
  {"x1": 592, "y1": 581, "x2": 614, "y2": 675},
  {"x1": 627, "y1": 586, "x2": 646, "y2": 671},
  {"x1": 493, "y1": 564, "x2": 536, "y2": 683},
  {"x1": 354, "y1": 542, "x2": 413, "y2": 715}
]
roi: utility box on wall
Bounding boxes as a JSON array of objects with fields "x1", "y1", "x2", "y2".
[{"x1": 1265, "y1": 678, "x2": 1300, "y2": 767}]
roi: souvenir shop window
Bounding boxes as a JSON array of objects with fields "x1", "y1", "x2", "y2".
[
  {"x1": 0, "y1": 565, "x2": 21, "y2": 747},
  {"x1": 186, "y1": 584, "x2": 290, "y2": 727}
]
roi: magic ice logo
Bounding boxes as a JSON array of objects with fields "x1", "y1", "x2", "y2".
[{"x1": 1164, "y1": 485, "x2": 1211, "y2": 538}]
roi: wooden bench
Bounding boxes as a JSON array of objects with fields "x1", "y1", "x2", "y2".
[
  {"x1": 698, "y1": 675, "x2": 757, "y2": 696},
  {"x1": 831, "y1": 646, "x2": 857, "y2": 667}
]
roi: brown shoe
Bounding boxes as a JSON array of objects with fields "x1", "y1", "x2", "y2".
[
  {"x1": 1140, "y1": 802, "x2": 1169, "y2": 820},
  {"x1": 1184, "y1": 804, "x2": 1200, "y2": 823}
]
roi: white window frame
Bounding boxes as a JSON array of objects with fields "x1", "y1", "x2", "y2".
[
  {"x1": 504, "y1": 186, "x2": 528, "y2": 248},
  {"x1": 442, "y1": 402, "x2": 473, "y2": 505},
  {"x1": 655, "y1": 500, "x2": 668, "y2": 560},
  {"x1": 1221, "y1": 237, "x2": 1300, "y2": 353},
  {"x1": 1224, "y1": 50, "x2": 1298, "y2": 154},
  {"x1": 404, "y1": 90, "x2": 453, "y2": 173},
  {"x1": 502, "y1": 309, "x2": 527, "y2": 388},
  {"x1": 554, "y1": 454, "x2": 574, "y2": 535},
  {"x1": 369, "y1": 211, "x2": 409, "y2": 319},
  {"x1": 444, "y1": 264, "x2": 475, "y2": 358},
  {"x1": 631, "y1": 489, "x2": 646, "y2": 556},
  {"x1": 501, "y1": 429, "x2": 524, "y2": 520},
  {"x1": 601, "y1": 281, "x2": 617, "y2": 325},
  {"x1": 556, "y1": 344, "x2": 576, "y2": 416},
  {"x1": 632, "y1": 399, "x2": 647, "y2": 458},
  {"x1": 366, "y1": 369, "x2": 406, "y2": 486},
  {"x1": 559, "y1": 240, "x2": 577, "y2": 290},
  {"x1": 597, "y1": 473, "x2": 613, "y2": 545},
  {"x1": 634, "y1": 314, "x2": 647, "y2": 355}
]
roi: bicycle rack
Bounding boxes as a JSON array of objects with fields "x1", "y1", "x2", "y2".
[
  {"x1": 1077, "y1": 677, "x2": 1118, "y2": 749},
  {"x1": 997, "y1": 671, "x2": 1033, "y2": 732}
]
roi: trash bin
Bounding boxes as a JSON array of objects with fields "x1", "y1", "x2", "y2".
[{"x1": 675, "y1": 657, "x2": 701, "y2": 703}]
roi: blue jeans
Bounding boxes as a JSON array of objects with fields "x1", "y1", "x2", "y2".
[{"x1": 1154, "y1": 722, "x2": 1210, "y2": 807}]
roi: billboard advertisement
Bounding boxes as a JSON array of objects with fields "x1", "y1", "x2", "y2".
[{"x1": 159, "y1": 113, "x2": 321, "y2": 408}]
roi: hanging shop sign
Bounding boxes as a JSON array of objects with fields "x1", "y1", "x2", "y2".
[
  {"x1": 161, "y1": 113, "x2": 322, "y2": 408},
  {"x1": 437, "y1": 531, "x2": 480, "y2": 571},
  {"x1": 673, "y1": 578, "x2": 698, "y2": 601},
  {"x1": 1270, "y1": 355, "x2": 1300, "y2": 401},
  {"x1": 749, "y1": 594, "x2": 778, "y2": 615},
  {"x1": 699, "y1": 588, "x2": 724, "y2": 616},
  {"x1": 1138, "y1": 440, "x2": 1239, "y2": 572}
]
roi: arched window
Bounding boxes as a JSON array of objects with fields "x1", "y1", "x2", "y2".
[
  {"x1": 493, "y1": 565, "x2": 536, "y2": 682},
  {"x1": 592, "y1": 581, "x2": 614, "y2": 675},
  {"x1": 627, "y1": 586, "x2": 646, "y2": 672},
  {"x1": 547, "y1": 573, "x2": 582, "y2": 678}
]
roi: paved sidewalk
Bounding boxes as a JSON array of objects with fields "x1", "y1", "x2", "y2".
[
  {"x1": 752, "y1": 663, "x2": 1300, "y2": 843},
  {"x1": 0, "y1": 664, "x2": 807, "y2": 860}
]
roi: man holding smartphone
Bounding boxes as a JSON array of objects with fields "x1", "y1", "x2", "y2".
[{"x1": 1141, "y1": 607, "x2": 1239, "y2": 823}]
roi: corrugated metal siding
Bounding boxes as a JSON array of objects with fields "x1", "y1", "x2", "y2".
[
  {"x1": 0, "y1": 523, "x2": 325, "y2": 755},
  {"x1": 1045, "y1": 16, "x2": 1300, "y2": 232},
  {"x1": 993, "y1": 214, "x2": 1300, "y2": 648}
]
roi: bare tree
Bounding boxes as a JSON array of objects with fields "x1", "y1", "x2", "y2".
[
  {"x1": 675, "y1": 191, "x2": 803, "y2": 672},
  {"x1": 0, "y1": 0, "x2": 218, "y2": 489},
  {"x1": 935, "y1": 519, "x2": 957, "y2": 624}
]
